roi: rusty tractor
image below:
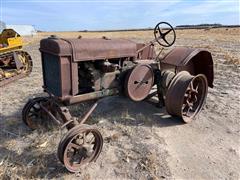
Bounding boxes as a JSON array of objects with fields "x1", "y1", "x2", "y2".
[{"x1": 22, "y1": 22, "x2": 214, "y2": 172}]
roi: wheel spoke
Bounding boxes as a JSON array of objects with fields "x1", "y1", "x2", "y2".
[
  {"x1": 69, "y1": 142, "x2": 82, "y2": 149},
  {"x1": 163, "y1": 29, "x2": 172, "y2": 36},
  {"x1": 162, "y1": 36, "x2": 170, "y2": 45},
  {"x1": 28, "y1": 111, "x2": 39, "y2": 117},
  {"x1": 184, "y1": 91, "x2": 190, "y2": 98},
  {"x1": 66, "y1": 152, "x2": 75, "y2": 166},
  {"x1": 186, "y1": 108, "x2": 191, "y2": 117},
  {"x1": 194, "y1": 83, "x2": 199, "y2": 93},
  {"x1": 88, "y1": 136, "x2": 95, "y2": 144},
  {"x1": 32, "y1": 104, "x2": 40, "y2": 110},
  {"x1": 31, "y1": 106, "x2": 40, "y2": 112},
  {"x1": 193, "y1": 95, "x2": 198, "y2": 103},
  {"x1": 182, "y1": 103, "x2": 187, "y2": 110},
  {"x1": 158, "y1": 26, "x2": 163, "y2": 36},
  {"x1": 29, "y1": 108, "x2": 36, "y2": 113},
  {"x1": 190, "y1": 81, "x2": 194, "y2": 91},
  {"x1": 82, "y1": 132, "x2": 86, "y2": 145},
  {"x1": 184, "y1": 106, "x2": 192, "y2": 117}
]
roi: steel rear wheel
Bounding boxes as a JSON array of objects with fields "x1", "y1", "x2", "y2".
[
  {"x1": 58, "y1": 125, "x2": 103, "y2": 173},
  {"x1": 165, "y1": 71, "x2": 208, "y2": 123}
]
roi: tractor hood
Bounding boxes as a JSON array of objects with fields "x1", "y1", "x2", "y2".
[{"x1": 40, "y1": 36, "x2": 137, "y2": 62}]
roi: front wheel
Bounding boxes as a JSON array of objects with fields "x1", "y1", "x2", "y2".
[
  {"x1": 22, "y1": 97, "x2": 62, "y2": 129},
  {"x1": 22, "y1": 97, "x2": 49, "y2": 129},
  {"x1": 57, "y1": 125, "x2": 103, "y2": 172}
]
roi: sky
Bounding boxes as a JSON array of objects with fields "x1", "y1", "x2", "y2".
[{"x1": 1, "y1": 0, "x2": 239, "y2": 31}]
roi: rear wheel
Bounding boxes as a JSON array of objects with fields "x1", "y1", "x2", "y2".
[{"x1": 165, "y1": 71, "x2": 208, "y2": 123}]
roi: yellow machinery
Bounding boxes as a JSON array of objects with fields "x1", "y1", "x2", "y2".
[{"x1": 0, "y1": 29, "x2": 32, "y2": 86}]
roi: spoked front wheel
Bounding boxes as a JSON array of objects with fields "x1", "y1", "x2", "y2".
[
  {"x1": 22, "y1": 97, "x2": 49, "y2": 129},
  {"x1": 57, "y1": 125, "x2": 103, "y2": 172},
  {"x1": 165, "y1": 71, "x2": 208, "y2": 123},
  {"x1": 22, "y1": 97, "x2": 62, "y2": 129}
]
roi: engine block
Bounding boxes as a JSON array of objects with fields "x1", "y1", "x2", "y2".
[{"x1": 40, "y1": 36, "x2": 155, "y2": 103}]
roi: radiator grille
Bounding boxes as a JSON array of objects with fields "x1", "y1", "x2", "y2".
[{"x1": 42, "y1": 53, "x2": 62, "y2": 96}]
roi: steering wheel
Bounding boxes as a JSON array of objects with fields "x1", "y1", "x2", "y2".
[{"x1": 154, "y1": 22, "x2": 176, "y2": 47}]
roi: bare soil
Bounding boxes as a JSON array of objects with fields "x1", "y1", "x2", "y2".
[{"x1": 0, "y1": 28, "x2": 239, "y2": 180}]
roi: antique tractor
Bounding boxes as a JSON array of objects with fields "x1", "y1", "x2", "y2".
[{"x1": 22, "y1": 22, "x2": 213, "y2": 172}]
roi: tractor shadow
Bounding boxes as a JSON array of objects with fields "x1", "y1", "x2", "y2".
[{"x1": 92, "y1": 95, "x2": 184, "y2": 128}]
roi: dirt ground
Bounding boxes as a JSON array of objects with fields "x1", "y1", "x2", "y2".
[{"x1": 0, "y1": 28, "x2": 239, "y2": 179}]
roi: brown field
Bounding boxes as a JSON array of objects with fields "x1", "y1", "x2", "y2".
[{"x1": 0, "y1": 28, "x2": 240, "y2": 179}]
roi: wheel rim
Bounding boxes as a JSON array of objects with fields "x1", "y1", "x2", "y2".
[
  {"x1": 22, "y1": 97, "x2": 49, "y2": 129},
  {"x1": 165, "y1": 71, "x2": 208, "y2": 123},
  {"x1": 58, "y1": 125, "x2": 103, "y2": 172},
  {"x1": 181, "y1": 74, "x2": 208, "y2": 122}
]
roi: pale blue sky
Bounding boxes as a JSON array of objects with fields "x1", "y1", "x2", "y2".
[{"x1": 1, "y1": 0, "x2": 239, "y2": 31}]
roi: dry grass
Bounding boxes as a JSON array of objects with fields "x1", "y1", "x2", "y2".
[
  {"x1": 23, "y1": 27, "x2": 240, "y2": 65},
  {"x1": 23, "y1": 27, "x2": 240, "y2": 42}
]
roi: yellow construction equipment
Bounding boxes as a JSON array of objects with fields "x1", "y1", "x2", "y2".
[{"x1": 0, "y1": 29, "x2": 32, "y2": 86}]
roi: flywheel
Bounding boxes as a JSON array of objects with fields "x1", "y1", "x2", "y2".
[{"x1": 124, "y1": 64, "x2": 154, "y2": 101}]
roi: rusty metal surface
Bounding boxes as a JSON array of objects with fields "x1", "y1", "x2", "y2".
[
  {"x1": 67, "y1": 88, "x2": 119, "y2": 105},
  {"x1": 22, "y1": 95, "x2": 103, "y2": 173},
  {"x1": 42, "y1": 54, "x2": 79, "y2": 98},
  {"x1": 57, "y1": 125, "x2": 103, "y2": 172},
  {"x1": 165, "y1": 71, "x2": 208, "y2": 123},
  {"x1": 0, "y1": 71, "x2": 26, "y2": 87},
  {"x1": 79, "y1": 102, "x2": 98, "y2": 125},
  {"x1": 124, "y1": 64, "x2": 154, "y2": 101},
  {"x1": 161, "y1": 47, "x2": 214, "y2": 87},
  {"x1": 136, "y1": 43, "x2": 156, "y2": 59},
  {"x1": 40, "y1": 37, "x2": 137, "y2": 61},
  {"x1": 22, "y1": 97, "x2": 50, "y2": 129},
  {"x1": 22, "y1": 97, "x2": 70, "y2": 129}
]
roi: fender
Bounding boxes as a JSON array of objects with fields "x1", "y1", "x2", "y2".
[{"x1": 161, "y1": 47, "x2": 214, "y2": 87}]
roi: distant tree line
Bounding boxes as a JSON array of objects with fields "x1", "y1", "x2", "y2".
[
  {"x1": 176, "y1": 23, "x2": 223, "y2": 28},
  {"x1": 35, "y1": 23, "x2": 239, "y2": 33}
]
